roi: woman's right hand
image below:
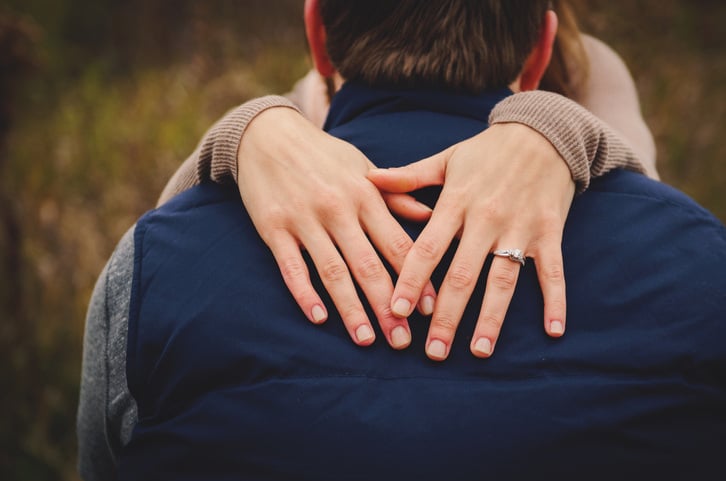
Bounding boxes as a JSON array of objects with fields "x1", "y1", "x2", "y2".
[
  {"x1": 369, "y1": 123, "x2": 575, "y2": 361},
  {"x1": 237, "y1": 106, "x2": 435, "y2": 349}
]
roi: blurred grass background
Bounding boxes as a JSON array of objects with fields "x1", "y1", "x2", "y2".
[{"x1": 0, "y1": 0, "x2": 723, "y2": 479}]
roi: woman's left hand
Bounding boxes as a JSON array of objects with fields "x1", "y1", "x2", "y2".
[{"x1": 368, "y1": 122, "x2": 576, "y2": 361}]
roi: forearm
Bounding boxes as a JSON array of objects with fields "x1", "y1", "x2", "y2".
[
  {"x1": 159, "y1": 80, "x2": 647, "y2": 203},
  {"x1": 573, "y1": 34, "x2": 658, "y2": 179},
  {"x1": 156, "y1": 95, "x2": 301, "y2": 206},
  {"x1": 489, "y1": 90, "x2": 646, "y2": 193}
]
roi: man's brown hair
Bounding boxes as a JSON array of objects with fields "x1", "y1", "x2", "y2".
[{"x1": 319, "y1": 0, "x2": 550, "y2": 93}]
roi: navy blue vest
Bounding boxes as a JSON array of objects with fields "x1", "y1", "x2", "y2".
[{"x1": 122, "y1": 83, "x2": 726, "y2": 480}]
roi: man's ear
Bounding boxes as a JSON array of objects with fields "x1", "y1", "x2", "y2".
[
  {"x1": 304, "y1": 0, "x2": 335, "y2": 77},
  {"x1": 519, "y1": 10, "x2": 558, "y2": 91}
]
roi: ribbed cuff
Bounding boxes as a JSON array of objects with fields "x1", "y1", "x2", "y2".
[
  {"x1": 489, "y1": 90, "x2": 593, "y2": 193},
  {"x1": 198, "y1": 95, "x2": 302, "y2": 184}
]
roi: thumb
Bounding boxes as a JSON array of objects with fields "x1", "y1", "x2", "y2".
[
  {"x1": 367, "y1": 147, "x2": 450, "y2": 193},
  {"x1": 382, "y1": 192, "x2": 433, "y2": 223}
]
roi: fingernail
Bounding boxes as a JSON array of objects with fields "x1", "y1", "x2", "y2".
[
  {"x1": 550, "y1": 320, "x2": 564, "y2": 335},
  {"x1": 311, "y1": 305, "x2": 326, "y2": 324},
  {"x1": 473, "y1": 337, "x2": 493, "y2": 357},
  {"x1": 356, "y1": 325, "x2": 375, "y2": 343},
  {"x1": 420, "y1": 296, "x2": 435, "y2": 316},
  {"x1": 392, "y1": 298, "x2": 412, "y2": 317},
  {"x1": 427, "y1": 339, "x2": 447, "y2": 360},
  {"x1": 391, "y1": 326, "x2": 411, "y2": 349}
]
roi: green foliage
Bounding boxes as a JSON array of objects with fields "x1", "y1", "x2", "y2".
[
  {"x1": 577, "y1": 0, "x2": 726, "y2": 220},
  {"x1": 1, "y1": 1, "x2": 307, "y2": 479}
]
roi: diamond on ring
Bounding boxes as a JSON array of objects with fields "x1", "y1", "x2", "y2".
[{"x1": 492, "y1": 248, "x2": 526, "y2": 266}]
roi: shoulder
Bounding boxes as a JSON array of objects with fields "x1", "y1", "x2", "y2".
[
  {"x1": 107, "y1": 226, "x2": 136, "y2": 297},
  {"x1": 588, "y1": 170, "x2": 723, "y2": 226},
  {"x1": 105, "y1": 225, "x2": 139, "y2": 444},
  {"x1": 101, "y1": 225, "x2": 139, "y2": 446},
  {"x1": 78, "y1": 225, "x2": 138, "y2": 480},
  {"x1": 572, "y1": 33, "x2": 638, "y2": 97},
  {"x1": 579, "y1": 34, "x2": 629, "y2": 71},
  {"x1": 575, "y1": 171, "x2": 726, "y2": 270}
]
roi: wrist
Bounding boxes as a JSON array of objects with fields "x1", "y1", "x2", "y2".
[{"x1": 237, "y1": 104, "x2": 309, "y2": 173}]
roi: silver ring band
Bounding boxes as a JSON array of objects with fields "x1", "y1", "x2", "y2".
[{"x1": 492, "y1": 248, "x2": 526, "y2": 266}]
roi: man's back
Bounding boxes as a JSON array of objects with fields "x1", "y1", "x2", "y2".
[{"x1": 118, "y1": 84, "x2": 726, "y2": 480}]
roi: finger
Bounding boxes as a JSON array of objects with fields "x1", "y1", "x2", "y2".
[
  {"x1": 267, "y1": 232, "x2": 328, "y2": 325},
  {"x1": 332, "y1": 219, "x2": 412, "y2": 350},
  {"x1": 381, "y1": 192, "x2": 432, "y2": 223},
  {"x1": 425, "y1": 230, "x2": 490, "y2": 361},
  {"x1": 361, "y1": 202, "x2": 437, "y2": 317},
  {"x1": 532, "y1": 233, "x2": 567, "y2": 337},
  {"x1": 299, "y1": 227, "x2": 376, "y2": 346},
  {"x1": 366, "y1": 148, "x2": 450, "y2": 193},
  {"x1": 470, "y1": 254, "x2": 522, "y2": 358},
  {"x1": 389, "y1": 200, "x2": 462, "y2": 318}
]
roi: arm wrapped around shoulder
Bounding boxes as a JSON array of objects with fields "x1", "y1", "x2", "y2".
[
  {"x1": 157, "y1": 95, "x2": 301, "y2": 206},
  {"x1": 489, "y1": 90, "x2": 646, "y2": 194}
]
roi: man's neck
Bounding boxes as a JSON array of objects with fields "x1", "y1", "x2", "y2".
[
  {"x1": 323, "y1": 81, "x2": 512, "y2": 208},
  {"x1": 323, "y1": 81, "x2": 512, "y2": 167}
]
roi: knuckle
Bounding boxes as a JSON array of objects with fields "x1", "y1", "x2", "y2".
[
  {"x1": 437, "y1": 191, "x2": 463, "y2": 213},
  {"x1": 357, "y1": 181, "x2": 381, "y2": 203},
  {"x1": 413, "y1": 237, "x2": 443, "y2": 261},
  {"x1": 320, "y1": 258, "x2": 349, "y2": 283},
  {"x1": 549, "y1": 297, "x2": 566, "y2": 313},
  {"x1": 432, "y1": 315, "x2": 459, "y2": 335},
  {"x1": 355, "y1": 253, "x2": 385, "y2": 281},
  {"x1": 537, "y1": 210, "x2": 564, "y2": 232},
  {"x1": 340, "y1": 304, "x2": 365, "y2": 324},
  {"x1": 542, "y1": 262, "x2": 565, "y2": 283},
  {"x1": 373, "y1": 303, "x2": 395, "y2": 322},
  {"x1": 388, "y1": 234, "x2": 414, "y2": 260},
  {"x1": 399, "y1": 274, "x2": 425, "y2": 293},
  {"x1": 262, "y1": 204, "x2": 288, "y2": 227},
  {"x1": 279, "y1": 257, "x2": 307, "y2": 281},
  {"x1": 446, "y1": 263, "x2": 476, "y2": 290},
  {"x1": 315, "y1": 188, "x2": 347, "y2": 219},
  {"x1": 255, "y1": 209, "x2": 288, "y2": 241},
  {"x1": 490, "y1": 265, "x2": 518, "y2": 290},
  {"x1": 479, "y1": 199, "x2": 505, "y2": 225},
  {"x1": 255, "y1": 225, "x2": 276, "y2": 243},
  {"x1": 479, "y1": 313, "x2": 504, "y2": 331}
]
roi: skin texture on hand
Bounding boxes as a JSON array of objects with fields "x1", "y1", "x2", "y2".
[
  {"x1": 237, "y1": 107, "x2": 435, "y2": 349},
  {"x1": 368, "y1": 122, "x2": 575, "y2": 360}
]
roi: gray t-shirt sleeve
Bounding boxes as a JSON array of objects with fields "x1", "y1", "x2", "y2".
[{"x1": 77, "y1": 226, "x2": 138, "y2": 481}]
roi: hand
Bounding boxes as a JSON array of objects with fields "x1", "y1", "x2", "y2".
[
  {"x1": 237, "y1": 107, "x2": 435, "y2": 348},
  {"x1": 368, "y1": 123, "x2": 575, "y2": 360}
]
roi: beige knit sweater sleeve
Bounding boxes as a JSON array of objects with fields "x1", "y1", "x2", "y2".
[
  {"x1": 157, "y1": 95, "x2": 301, "y2": 206},
  {"x1": 488, "y1": 90, "x2": 645, "y2": 193},
  {"x1": 157, "y1": 88, "x2": 645, "y2": 205}
]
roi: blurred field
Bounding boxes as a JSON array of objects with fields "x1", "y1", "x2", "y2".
[
  {"x1": 0, "y1": 1, "x2": 723, "y2": 479},
  {"x1": 581, "y1": 0, "x2": 726, "y2": 220}
]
